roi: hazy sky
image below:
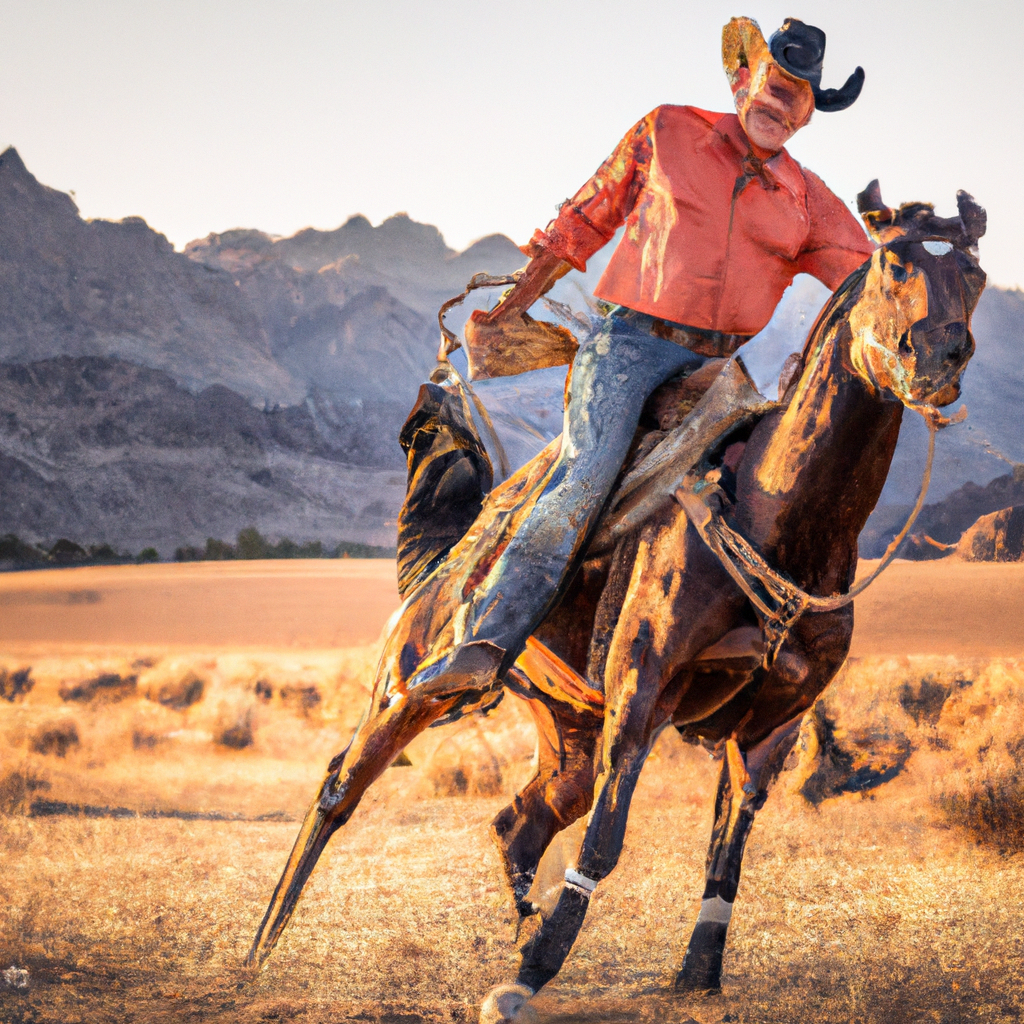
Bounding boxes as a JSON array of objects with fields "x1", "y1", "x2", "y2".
[{"x1": 2, "y1": 1, "x2": 1021, "y2": 286}]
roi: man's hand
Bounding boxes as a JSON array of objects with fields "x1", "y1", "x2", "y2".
[
  {"x1": 462, "y1": 251, "x2": 577, "y2": 380},
  {"x1": 465, "y1": 307, "x2": 578, "y2": 381}
]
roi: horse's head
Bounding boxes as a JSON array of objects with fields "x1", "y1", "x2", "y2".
[{"x1": 846, "y1": 179, "x2": 986, "y2": 408}]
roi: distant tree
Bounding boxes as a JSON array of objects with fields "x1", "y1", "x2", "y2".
[
  {"x1": 136, "y1": 547, "x2": 159, "y2": 563},
  {"x1": 333, "y1": 540, "x2": 397, "y2": 559},
  {"x1": 204, "y1": 538, "x2": 236, "y2": 560},
  {"x1": 87, "y1": 543, "x2": 133, "y2": 565},
  {"x1": 49, "y1": 539, "x2": 87, "y2": 565},
  {"x1": 0, "y1": 534, "x2": 45, "y2": 565},
  {"x1": 169, "y1": 532, "x2": 393, "y2": 564},
  {"x1": 236, "y1": 527, "x2": 270, "y2": 560},
  {"x1": 270, "y1": 537, "x2": 323, "y2": 559},
  {"x1": 272, "y1": 537, "x2": 299, "y2": 558}
]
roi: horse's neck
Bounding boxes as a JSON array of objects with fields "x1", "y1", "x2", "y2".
[{"x1": 735, "y1": 322, "x2": 904, "y2": 596}]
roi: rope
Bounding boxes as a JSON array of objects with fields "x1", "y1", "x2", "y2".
[
  {"x1": 683, "y1": 402, "x2": 957, "y2": 666},
  {"x1": 434, "y1": 273, "x2": 519, "y2": 481}
]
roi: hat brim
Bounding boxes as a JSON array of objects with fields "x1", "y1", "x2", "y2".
[{"x1": 722, "y1": 17, "x2": 770, "y2": 87}]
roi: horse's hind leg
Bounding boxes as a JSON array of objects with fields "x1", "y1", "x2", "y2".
[
  {"x1": 248, "y1": 648, "x2": 501, "y2": 968},
  {"x1": 490, "y1": 695, "x2": 599, "y2": 921}
]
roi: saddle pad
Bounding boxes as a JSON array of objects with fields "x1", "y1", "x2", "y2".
[
  {"x1": 512, "y1": 628, "x2": 764, "y2": 715},
  {"x1": 513, "y1": 636, "x2": 605, "y2": 713}
]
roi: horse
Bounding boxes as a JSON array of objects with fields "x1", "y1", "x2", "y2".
[{"x1": 246, "y1": 181, "x2": 986, "y2": 1023}]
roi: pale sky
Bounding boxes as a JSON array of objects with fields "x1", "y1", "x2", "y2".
[{"x1": 2, "y1": 0, "x2": 1021, "y2": 287}]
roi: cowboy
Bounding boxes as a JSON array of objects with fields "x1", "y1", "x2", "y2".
[{"x1": 415, "y1": 17, "x2": 875, "y2": 690}]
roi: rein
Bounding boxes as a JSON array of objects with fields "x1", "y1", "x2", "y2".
[{"x1": 679, "y1": 401, "x2": 963, "y2": 667}]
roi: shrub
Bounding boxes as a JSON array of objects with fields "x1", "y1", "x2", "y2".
[
  {"x1": 31, "y1": 721, "x2": 80, "y2": 757},
  {"x1": 152, "y1": 674, "x2": 205, "y2": 710},
  {"x1": 0, "y1": 767, "x2": 50, "y2": 814},
  {"x1": 217, "y1": 713, "x2": 254, "y2": 749},
  {"x1": 60, "y1": 672, "x2": 138, "y2": 703},
  {"x1": 939, "y1": 772, "x2": 1024, "y2": 852},
  {"x1": 279, "y1": 684, "x2": 321, "y2": 715},
  {"x1": 0, "y1": 667, "x2": 34, "y2": 702},
  {"x1": 136, "y1": 547, "x2": 159, "y2": 563},
  {"x1": 87, "y1": 543, "x2": 132, "y2": 564},
  {"x1": 48, "y1": 538, "x2": 88, "y2": 564}
]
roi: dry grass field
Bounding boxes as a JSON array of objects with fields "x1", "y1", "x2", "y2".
[{"x1": 3, "y1": 560, "x2": 1024, "y2": 1023}]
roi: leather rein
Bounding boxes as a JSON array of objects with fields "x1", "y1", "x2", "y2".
[{"x1": 678, "y1": 401, "x2": 965, "y2": 668}]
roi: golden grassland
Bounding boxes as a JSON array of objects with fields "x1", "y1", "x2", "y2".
[{"x1": 3, "y1": 562, "x2": 1024, "y2": 1023}]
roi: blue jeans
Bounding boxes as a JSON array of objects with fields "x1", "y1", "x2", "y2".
[{"x1": 460, "y1": 308, "x2": 710, "y2": 658}]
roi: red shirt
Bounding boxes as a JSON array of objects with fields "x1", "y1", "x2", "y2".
[{"x1": 529, "y1": 106, "x2": 874, "y2": 336}]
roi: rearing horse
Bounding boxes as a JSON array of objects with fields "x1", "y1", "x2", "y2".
[{"x1": 247, "y1": 182, "x2": 986, "y2": 1022}]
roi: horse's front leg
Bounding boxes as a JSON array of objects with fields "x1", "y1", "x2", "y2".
[
  {"x1": 673, "y1": 717, "x2": 801, "y2": 992},
  {"x1": 481, "y1": 517, "x2": 740, "y2": 1023},
  {"x1": 675, "y1": 606, "x2": 852, "y2": 992}
]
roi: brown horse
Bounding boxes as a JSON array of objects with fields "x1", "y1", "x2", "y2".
[{"x1": 247, "y1": 182, "x2": 986, "y2": 1021}]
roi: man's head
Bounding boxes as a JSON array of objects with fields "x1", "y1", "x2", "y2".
[{"x1": 722, "y1": 17, "x2": 864, "y2": 156}]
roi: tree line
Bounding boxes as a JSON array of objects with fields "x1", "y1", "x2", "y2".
[{"x1": 0, "y1": 528, "x2": 394, "y2": 570}]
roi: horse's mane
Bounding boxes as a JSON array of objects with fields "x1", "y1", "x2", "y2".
[{"x1": 799, "y1": 260, "x2": 871, "y2": 367}]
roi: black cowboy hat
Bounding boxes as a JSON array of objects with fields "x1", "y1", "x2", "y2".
[{"x1": 769, "y1": 18, "x2": 864, "y2": 112}]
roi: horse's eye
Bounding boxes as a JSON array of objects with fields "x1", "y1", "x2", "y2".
[
  {"x1": 891, "y1": 262, "x2": 908, "y2": 282},
  {"x1": 923, "y1": 240, "x2": 954, "y2": 256}
]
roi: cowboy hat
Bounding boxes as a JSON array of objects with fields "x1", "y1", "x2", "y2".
[{"x1": 723, "y1": 16, "x2": 864, "y2": 112}]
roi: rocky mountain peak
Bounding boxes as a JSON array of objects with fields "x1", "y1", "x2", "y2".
[
  {"x1": 0, "y1": 150, "x2": 300, "y2": 404},
  {"x1": 0, "y1": 145, "x2": 81, "y2": 232}
]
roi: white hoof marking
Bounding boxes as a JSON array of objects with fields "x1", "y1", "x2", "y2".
[{"x1": 479, "y1": 983, "x2": 537, "y2": 1024}]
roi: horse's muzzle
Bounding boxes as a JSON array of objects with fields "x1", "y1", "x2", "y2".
[{"x1": 908, "y1": 321, "x2": 974, "y2": 406}]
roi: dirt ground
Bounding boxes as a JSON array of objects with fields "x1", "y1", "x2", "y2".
[
  {"x1": 4, "y1": 557, "x2": 1024, "y2": 655},
  {"x1": 0, "y1": 560, "x2": 401, "y2": 650},
  {"x1": 3, "y1": 560, "x2": 1024, "y2": 1023}
]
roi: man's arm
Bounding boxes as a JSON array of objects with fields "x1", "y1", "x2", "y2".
[
  {"x1": 797, "y1": 169, "x2": 876, "y2": 288},
  {"x1": 471, "y1": 250, "x2": 572, "y2": 328},
  {"x1": 471, "y1": 111, "x2": 656, "y2": 331},
  {"x1": 526, "y1": 111, "x2": 656, "y2": 273}
]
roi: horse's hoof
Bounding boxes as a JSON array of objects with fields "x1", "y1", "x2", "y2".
[
  {"x1": 479, "y1": 983, "x2": 537, "y2": 1024},
  {"x1": 674, "y1": 966, "x2": 722, "y2": 995},
  {"x1": 675, "y1": 926, "x2": 725, "y2": 994}
]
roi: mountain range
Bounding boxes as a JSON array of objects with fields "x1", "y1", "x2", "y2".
[{"x1": 0, "y1": 146, "x2": 1020, "y2": 556}]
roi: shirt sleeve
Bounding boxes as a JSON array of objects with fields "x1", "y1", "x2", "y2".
[
  {"x1": 796, "y1": 169, "x2": 876, "y2": 289},
  {"x1": 523, "y1": 111, "x2": 656, "y2": 272}
]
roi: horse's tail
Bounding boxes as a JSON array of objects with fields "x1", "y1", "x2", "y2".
[{"x1": 396, "y1": 382, "x2": 493, "y2": 596}]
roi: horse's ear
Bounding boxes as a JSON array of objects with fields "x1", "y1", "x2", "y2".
[
  {"x1": 957, "y1": 190, "x2": 987, "y2": 247},
  {"x1": 857, "y1": 179, "x2": 901, "y2": 243}
]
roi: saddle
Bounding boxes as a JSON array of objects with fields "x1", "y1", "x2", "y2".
[{"x1": 396, "y1": 356, "x2": 780, "y2": 711}]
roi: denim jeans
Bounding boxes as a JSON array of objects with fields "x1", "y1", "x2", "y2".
[{"x1": 461, "y1": 308, "x2": 710, "y2": 658}]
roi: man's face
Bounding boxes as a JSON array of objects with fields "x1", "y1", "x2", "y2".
[{"x1": 732, "y1": 61, "x2": 815, "y2": 154}]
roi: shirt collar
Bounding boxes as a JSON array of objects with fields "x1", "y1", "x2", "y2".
[{"x1": 712, "y1": 113, "x2": 806, "y2": 199}]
